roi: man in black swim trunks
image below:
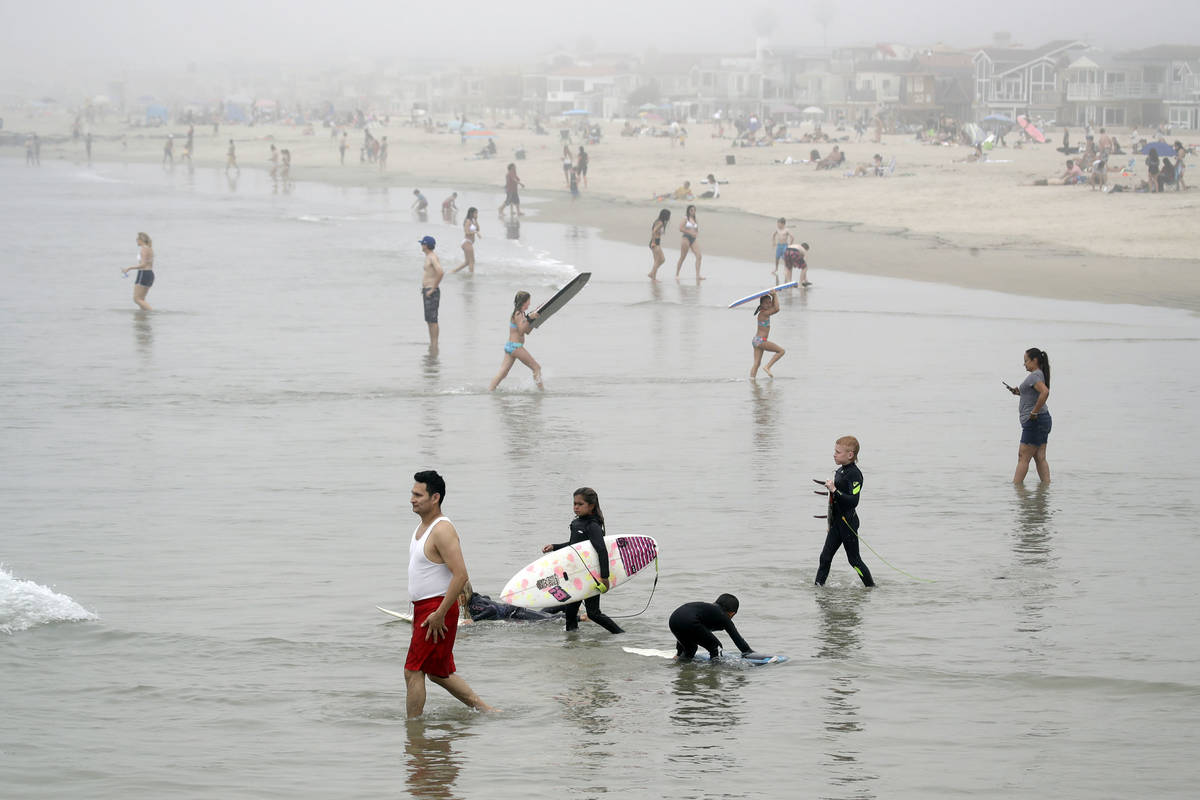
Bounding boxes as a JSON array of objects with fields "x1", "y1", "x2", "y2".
[
  {"x1": 419, "y1": 235, "x2": 443, "y2": 351},
  {"x1": 668, "y1": 594, "x2": 754, "y2": 660}
]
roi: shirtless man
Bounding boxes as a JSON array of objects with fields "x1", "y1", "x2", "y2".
[
  {"x1": 419, "y1": 236, "x2": 444, "y2": 350},
  {"x1": 226, "y1": 140, "x2": 238, "y2": 173}
]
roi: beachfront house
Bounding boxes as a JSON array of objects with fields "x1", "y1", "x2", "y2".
[
  {"x1": 972, "y1": 39, "x2": 1087, "y2": 123},
  {"x1": 523, "y1": 63, "x2": 639, "y2": 118},
  {"x1": 1061, "y1": 46, "x2": 1200, "y2": 129}
]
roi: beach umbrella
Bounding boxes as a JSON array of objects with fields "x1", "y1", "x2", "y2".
[
  {"x1": 638, "y1": 102, "x2": 658, "y2": 111},
  {"x1": 983, "y1": 114, "x2": 1013, "y2": 123},
  {"x1": 562, "y1": 109, "x2": 590, "y2": 116},
  {"x1": 962, "y1": 122, "x2": 985, "y2": 145},
  {"x1": 1140, "y1": 141, "x2": 1175, "y2": 157},
  {"x1": 803, "y1": 106, "x2": 824, "y2": 115},
  {"x1": 639, "y1": 111, "x2": 665, "y2": 124},
  {"x1": 464, "y1": 129, "x2": 496, "y2": 136}
]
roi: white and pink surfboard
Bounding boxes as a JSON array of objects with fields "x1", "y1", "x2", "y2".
[{"x1": 499, "y1": 535, "x2": 658, "y2": 609}]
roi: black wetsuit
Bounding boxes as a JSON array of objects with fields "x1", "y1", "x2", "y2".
[
  {"x1": 465, "y1": 592, "x2": 556, "y2": 622},
  {"x1": 815, "y1": 462, "x2": 875, "y2": 586},
  {"x1": 668, "y1": 602, "x2": 752, "y2": 659},
  {"x1": 547, "y1": 514, "x2": 624, "y2": 634}
]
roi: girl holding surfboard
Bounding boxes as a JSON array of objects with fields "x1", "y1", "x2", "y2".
[
  {"x1": 541, "y1": 488, "x2": 624, "y2": 635},
  {"x1": 488, "y1": 291, "x2": 543, "y2": 391},
  {"x1": 750, "y1": 291, "x2": 785, "y2": 378}
]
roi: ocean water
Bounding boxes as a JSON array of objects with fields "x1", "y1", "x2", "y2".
[{"x1": 3, "y1": 157, "x2": 1200, "y2": 799}]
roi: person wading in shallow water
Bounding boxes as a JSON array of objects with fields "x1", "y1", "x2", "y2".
[{"x1": 404, "y1": 470, "x2": 495, "y2": 718}]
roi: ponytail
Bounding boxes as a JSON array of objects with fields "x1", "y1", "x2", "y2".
[{"x1": 1025, "y1": 347, "x2": 1050, "y2": 386}]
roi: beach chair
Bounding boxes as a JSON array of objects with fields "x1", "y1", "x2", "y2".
[{"x1": 882, "y1": 156, "x2": 896, "y2": 176}]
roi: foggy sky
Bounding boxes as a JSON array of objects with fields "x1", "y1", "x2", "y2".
[{"x1": 2, "y1": 0, "x2": 1196, "y2": 91}]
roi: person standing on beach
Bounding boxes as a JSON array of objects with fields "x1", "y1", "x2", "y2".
[
  {"x1": 85, "y1": 132, "x2": 92, "y2": 166},
  {"x1": 771, "y1": 217, "x2": 793, "y2": 274},
  {"x1": 339, "y1": 131, "x2": 348, "y2": 165},
  {"x1": 451, "y1": 207, "x2": 480, "y2": 274},
  {"x1": 750, "y1": 290, "x2": 785, "y2": 379},
  {"x1": 25, "y1": 135, "x2": 35, "y2": 165},
  {"x1": 488, "y1": 291, "x2": 542, "y2": 391},
  {"x1": 1007, "y1": 348, "x2": 1051, "y2": 484},
  {"x1": 1146, "y1": 149, "x2": 1160, "y2": 193},
  {"x1": 815, "y1": 436, "x2": 875, "y2": 587},
  {"x1": 412, "y1": 189, "x2": 429, "y2": 213},
  {"x1": 269, "y1": 144, "x2": 279, "y2": 180},
  {"x1": 648, "y1": 209, "x2": 670, "y2": 280},
  {"x1": 540, "y1": 487, "x2": 625, "y2": 635},
  {"x1": 499, "y1": 163, "x2": 524, "y2": 216},
  {"x1": 379, "y1": 136, "x2": 388, "y2": 171},
  {"x1": 675, "y1": 205, "x2": 703, "y2": 280},
  {"x1": 226, "y1": 140, "x2": 238, "y2": 173},
  {"x1": 121, "y1": 232, "x2": 156, "y2": 311},
  {"x1": 561, "y1": 145, "x2": 573, "y2": 188},
  {"x1": 162, "y1": 135, "x2": 174, "y2": 168},
  {"x1": 576, "y1": 146, "x2": 589, "y2": 189},
  {"x1": 405, "y1": 470, "x2": 494, "y2": 718},
  {"x1": 419, "y1": 236, "x2": 444, "y2": 351}
]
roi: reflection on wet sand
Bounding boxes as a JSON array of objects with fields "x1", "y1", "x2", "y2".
[
  {"x1": 405, "y1": 720, "x2": 466, "y2": 800},
  {"x1": 813, "y1": 589, "x2": 878, "y2": 796},
  {"x1": 505, "y1": 218, "x2": 521, "y2": 240}
]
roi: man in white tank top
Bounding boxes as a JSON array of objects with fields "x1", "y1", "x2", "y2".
[{"x1": 405, "y1": 470, "x2": 493, "y2": 718}]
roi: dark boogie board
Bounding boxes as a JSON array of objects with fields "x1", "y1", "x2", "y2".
[{"x1": 528, "y1": 272, "x2": 591, "y2": 329}]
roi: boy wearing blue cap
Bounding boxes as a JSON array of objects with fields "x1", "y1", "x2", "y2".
[{"x1": 420, "y1": 236, "x2": 443, "y2": 350}]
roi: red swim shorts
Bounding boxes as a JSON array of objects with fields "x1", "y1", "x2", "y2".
[{"x1": 405, "y1": 596, "x2": 460, "y2": 678}]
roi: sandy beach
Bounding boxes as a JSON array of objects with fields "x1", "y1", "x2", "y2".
[{"x1": 7, "y1": 114, "x2": 1199, "y2": 310}]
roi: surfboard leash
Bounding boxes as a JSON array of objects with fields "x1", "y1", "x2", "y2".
[
  {"x1": 610, "y1": 555, "x2": 658, "y2": 619},
  {"x1": 838, "y1": 515, "x2": 935, "y2": 583},
  {"x1": 812, "y1": 480, "x2": 934, "y2": 583},
  {"x1": 564, "y1": 542, "x2": 659, "y2": 619}
]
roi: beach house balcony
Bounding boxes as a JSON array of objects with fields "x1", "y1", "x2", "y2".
[{"x1": 1066, "y1": 81, "x2": 1166, "y2": 101}]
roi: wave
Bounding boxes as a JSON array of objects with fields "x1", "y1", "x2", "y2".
[{"x1": 0, "y1": 565, "x2": 97, "y2": 634}]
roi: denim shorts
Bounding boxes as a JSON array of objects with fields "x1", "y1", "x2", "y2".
[{"x1": 1020, "y1": 412, "x2": 1052, "y2": 446}]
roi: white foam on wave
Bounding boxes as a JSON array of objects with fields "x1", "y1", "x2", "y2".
[
  {"x1": 483, "y1": 244, "x2": 579, "y2": 284},
  {"x1": 0, "y1": 565, "x2": 96, "y2": 634},
  {"x1": 72, "y1": 170, "x2": 126, "y2": 184}
]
